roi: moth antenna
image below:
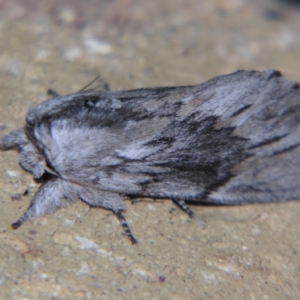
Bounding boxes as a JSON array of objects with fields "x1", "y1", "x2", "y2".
[
  {"x1": 47, "y1": 76, "x2": 110, "y2": 99},
  {"x1": 77, "y1": 76, "x2": 110, "y2": 92},
  {"x1": 114, "y1": 211, "x2": 137, "y2": 244},
  {"x1": 173, "y1": 199, "x2": 195, "y2": 218},
  {"x1": 77, "y1": 75, "x2": 100, "y2": 92}
]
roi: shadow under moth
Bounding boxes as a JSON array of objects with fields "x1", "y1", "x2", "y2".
[{"x1": 1, "y1": 70, "x2": 300, "y2": 243}]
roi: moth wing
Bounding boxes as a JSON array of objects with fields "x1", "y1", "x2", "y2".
[
  {"x1": 207, "y1": 70, "x2": 300, "y2": 204},
  {"x1": 106, "y1": 70, "x2": 300, "y2": 203},
  {"x1": 29, "y1": 70, "x2": 300, "y2": 204}
]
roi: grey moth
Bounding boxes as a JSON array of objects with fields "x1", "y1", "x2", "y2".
[{"x1": 1, "y1": 69, "x2": 299, "y2": 243}]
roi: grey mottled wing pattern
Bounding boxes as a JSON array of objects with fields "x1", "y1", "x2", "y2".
[{"x1": 27, "y1": 70, "x2": 300, "y2": 203}]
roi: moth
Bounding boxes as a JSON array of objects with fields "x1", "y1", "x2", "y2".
[{"x1": 0, "y1": 70, "x2": 299, "y2": 243}]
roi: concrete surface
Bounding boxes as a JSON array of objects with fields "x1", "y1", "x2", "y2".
[{"x1": 0, "y1": 0, "x2": 299, "y2": 299}]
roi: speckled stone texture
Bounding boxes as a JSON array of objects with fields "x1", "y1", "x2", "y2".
[{"x1": 0, "y1": 0, "x2": 299, "y2": 299}]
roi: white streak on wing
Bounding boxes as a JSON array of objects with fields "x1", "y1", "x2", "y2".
[
  {"x1": 200, "y1": 86, "x2": 246, "y2": 116},
  {"x1": 100, "y1": 156, "x2": 123, "y2": 165},
  {"x1": 198, "y1": 79, "x2": 261, "y2": 127},
  {"x1": 33, "y1": 119, "x2": 154, "y2": 194},
  {"x1": 181, "y1": 94, "x2": 195, "y2": 104},
  {"x1": 124, "y1": 120, "x2": 137, "y2": 130},
  {"x1": 116, "y1": 141, "x2": 158, "y2": 160},
  {"x1": 34, "y1": 121, "x2": 116, "y2": 172},
  {"x1": 96, "y1": 172, "x2": 148, "y2": 193}
]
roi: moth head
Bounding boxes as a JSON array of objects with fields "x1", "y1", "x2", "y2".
[{"x1": 25, "y1": 94, "x2": 90, "y2": 126}]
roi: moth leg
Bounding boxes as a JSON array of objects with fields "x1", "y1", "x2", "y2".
[
  {"x1": 172, "y1": 199, "x2": 194, "y2": 218},
  {"x1": 0, "y1": 129, "x2": 26, "y2": 150},
  {"x1": 11, "y1": 208, "x2": 32, "y2": 229},
  {"x1": 11, "y1": 178, "x2": 78, "y2": 229},
  {"x1": 19, "y1": 144, "x2": 45, "y2": 179},
  {"x1": 0, "y1": 129, "x2": 45, "y2": 179},
  {"x1": 114, "y1": 211, "x2": 137, "y2": 244},
  {"x1": 77, "y1": 187, "x2": 135, "y2": 243}
]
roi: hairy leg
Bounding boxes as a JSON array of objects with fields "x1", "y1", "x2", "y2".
[
  {"x1": 12, "y1": 178, "x2": 79, "y2": 229},
  {"x1": 0, "y1": 129, "x2": 45, "y2": 179},
  {"x1": 114, "y1": 211, "x2": 137, "y2": 244},
  {"x1": 172, "y1": 198, "x2": 195, "y2": 218},
  {"x1": 78, "y1": 187, "x2": 136, "y2": 243}
]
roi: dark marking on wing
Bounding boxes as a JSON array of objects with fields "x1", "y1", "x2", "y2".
[
  {"x1": 272, "y1": 143, "x2": 300, "y2": 156},
  {"x1": 248, "y1": 134, "x2": 288, "y2": 149},
  {"x1": 230, "y1": 104, "x2": 252, "y2": 117}
]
